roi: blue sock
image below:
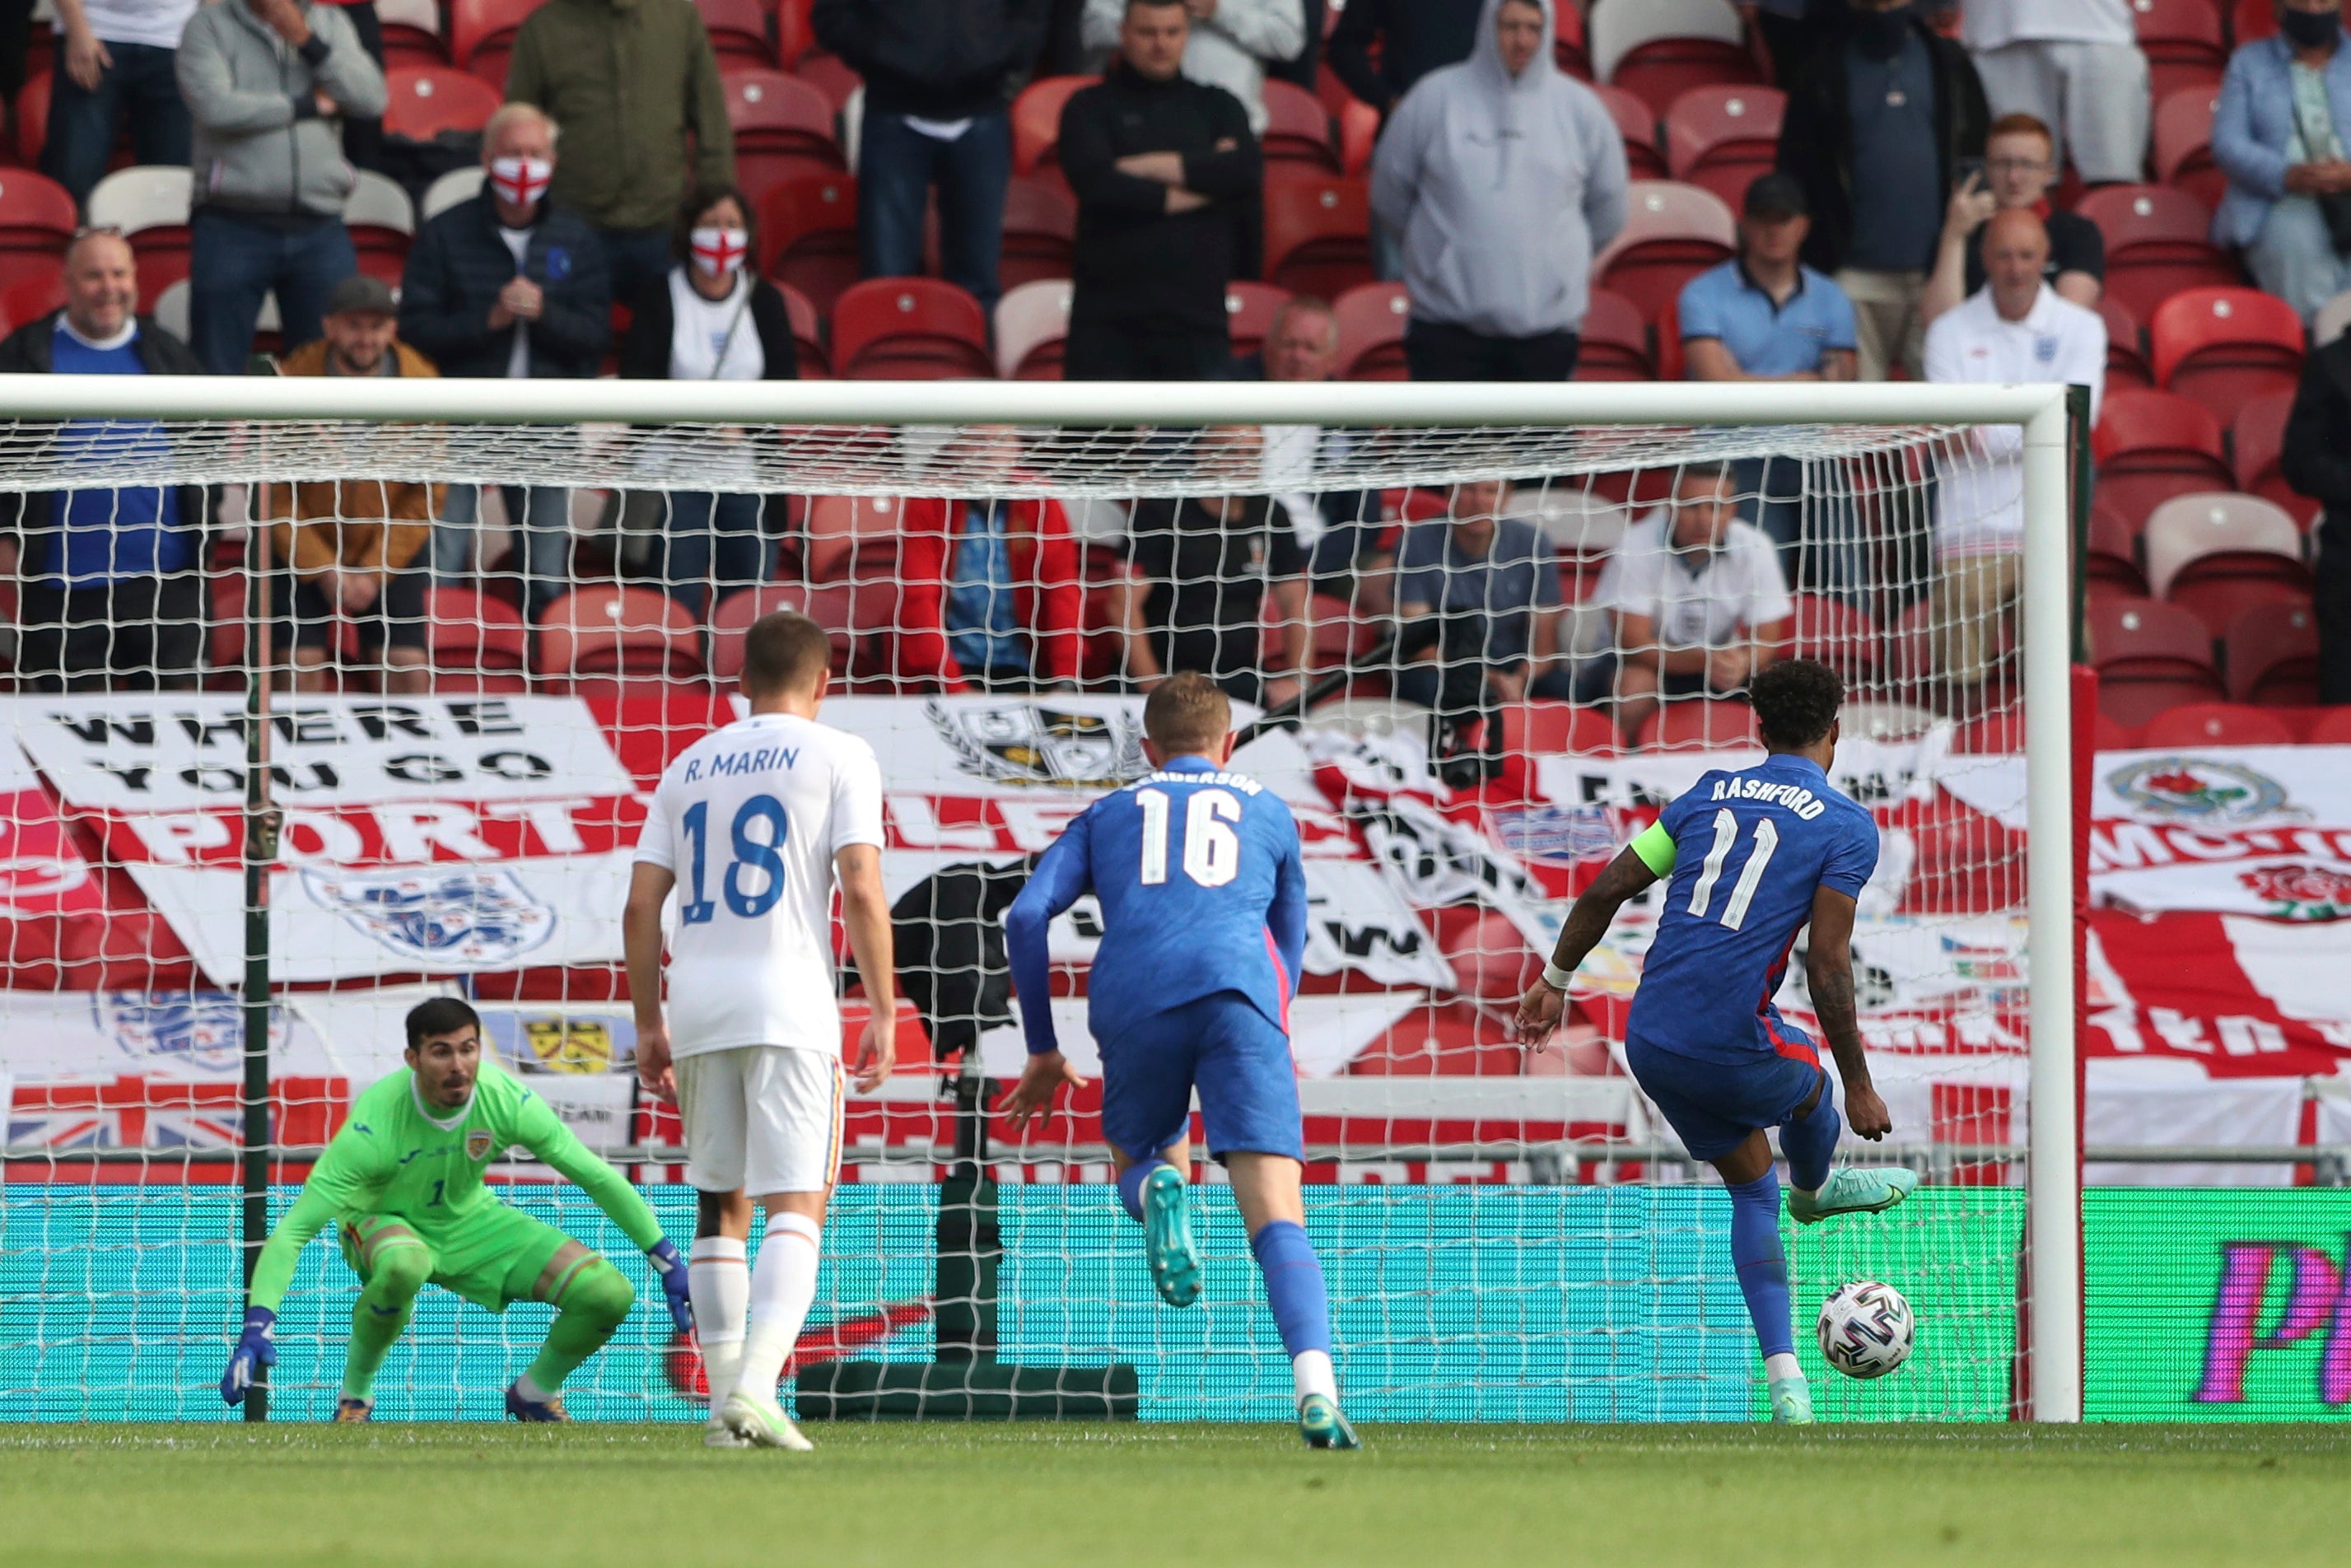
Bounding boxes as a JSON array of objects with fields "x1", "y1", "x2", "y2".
[
  {"x1": 1781, "y1": 1080, "x2": 1842, "y2": 1193},
  {"x1": 1248, "y1": 1220, "x2": 1333, "y2": 1360},
  {"x1": 1116, "y1": 1157, "x2": 1170, "y2": 1223},
  {"x1": 1727, "y1": 1172, "x2": 1795, "y2": 1361}
]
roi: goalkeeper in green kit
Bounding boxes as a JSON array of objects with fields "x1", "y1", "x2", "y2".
[{"x1": 221, "y1": 997, "x2": 694, "y2": 1421}]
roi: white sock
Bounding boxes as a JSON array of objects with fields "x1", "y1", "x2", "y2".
[
  {"x1": 732, "y1": 1212, "x2": 822, "y2": 1404},
  {"x1": 689, "y1": 1235, "x2": 749, "y2": 1415},
  {"x1": 1765, "y1": 1351, "x2": 1804, "y2": 1384},
  {"x1": 1292, "y1": 1349, "x2": 1337, "y2": 1406}
]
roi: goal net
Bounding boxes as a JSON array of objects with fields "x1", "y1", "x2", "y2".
[{"x1": 0, "y1": 378, "x2": 2080, "y2": 1425}]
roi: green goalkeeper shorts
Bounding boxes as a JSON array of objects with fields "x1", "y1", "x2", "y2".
[{"x1": 338, "y1": 1205, "x2": 576, "y2": 1313}]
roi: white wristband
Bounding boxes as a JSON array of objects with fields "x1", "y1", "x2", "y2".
[{"x1": 1541, "y1": 961, "x2": 1576, "y2": 991}]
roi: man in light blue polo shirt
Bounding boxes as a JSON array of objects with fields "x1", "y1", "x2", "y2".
[{"x1": 1680, "y1": 171, "x2": 1859, "y2": 596}]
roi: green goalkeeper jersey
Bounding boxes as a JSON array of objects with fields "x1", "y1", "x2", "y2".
[{"x1": 247, "y1": 1061, "x2": 664, "y2": 1312}]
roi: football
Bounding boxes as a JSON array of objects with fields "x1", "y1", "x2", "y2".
[{"x1": 1817, "y1": 1281, "x2": 1915, "y2": 1379}]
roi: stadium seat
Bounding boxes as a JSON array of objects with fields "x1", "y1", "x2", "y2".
[
  {"x1": 2138, "y1": 702, "x2": 2297, "y2": 748},
  {"x1": 87, "y1": 166, "x2": 189, "y2": 311},
  {"x1": 1336, "y1": 98, "x2": 1380, "y2": 176},
  {"x1": 2151, "y1": 286, "x2": 2306, "y2": 423},
  {"x1": 2089, "y1": 501, "x2": 2151, "y2": 600},
  {"x1": 1261, "y1": 77, "x2": 1340, "y2": 171},
  {"x1": 2101, "y1": 296, "x2": 2152, "y2": 392},
  {"x1": 1012, "y1": 75, "x2": 1095, "y2": 175},
  {"x1": 1589, "y1": 0, "x2": 1757, "y2": 119},
  {"x1": 804, "y1": 494, "x2": 908, "y2": 581},
  {"x1": 0, "y1": 170, "x2": 75, "y2": 298},
  {"x1": 2089, "y1": 595, "x2": 2225, "y2": 727},
  {"x1": 449, "y1": 0, "x2": 540, "y2": 87},
  {"x1": 775, "y1": 0, "x2": 815, "y2": 68},
  {"x1": 1640, "y1": 697, "x2": 1760, "y2": 751},
  {"x1": 2311, "y1": 707, "x2": 2351, "y2": 743},
  {"x1": 1225, "y1": 280, "x2": 1292, "y2": 360},
  {"x1": 1652, "y1": 296, "x2": 1685, "y2": 380},
  {"x1": 711, "y1": 583, "x2": 853, "y2": 679},
  {"x1": 1950, "y1": 710, "x2": 2139, "y2": 754},
  {"x1": 1664, "y1": 85, "x2": 1784, "y2": 214},
  {"x1": 2, "y1": 271, "x2": 64, "y2": 327},
  {"x1": 774, "y1": 278, "x2": 828, "y2": 376},
  {"x1": 534, "y1": 586, "x2": 709, "y2": 698},
  {"x1": 1574, "y1": 287, "x2": 1654, "y2": 380},
  {"x1": 697, "y1": 0, "x2": 776, "y2": 68},
  {"x1": 2153, "y1": 84, "x2": 2225, "y2": 211},
  {"x1": 12, "y1": 71, "x2": 57, "y2": 170},
  {"x1": 1593, "y1": 181, "x2": 1736, "y2": 324},
  {"x1": 1593, "y1": 82, "x2": 1668, "y2": 180},
  {"x1": 1554, "y1": 0, "x2": 1591, "y2": 78},
  {"x1": 760, "y1": 172, "x2": 859, "y2": 313},
  {"x1": 1262, "y1": 170, "x2": 1372, "y2": 297},
  {"x1": 1501, "y1": 701, "x2": 1621, "y2": 757},
  {"x1": 830, "y1": 278, "x2": 991, "y2": 379},
  {"x1": 792, "y1": 51, "x2": 862, "y2": 114},
  {"x1": 376, "y1": 0, "x2": 449, "y2": 68},
  {"x1": 1333, "y1": 280, "x2": 1410, "y2": 380},
  {"x1": 2225, "y1": 602, "x2": 2321, "y2": 705},
  {"x1": 421, "y1": 166, "x2": 485, "y2": 222},
  {"x1": 345, "y1": 170, "x2": 415, "y2": 290},
  {"x1": 2092, "y1": 389, "x2": 2233, "y2": 529},
  {"x1": 2144, "y1": 492, "x2": 2312, "y2": 637},
  {"x1": 2232, "y1": 0, "x2": 2277, "y2": 46},
  {"x1": 1792, "y1": 593, "x2": 1882, "y2": 682},
  {"x1": 723, "y1": 69, "x2": 845, "y2": 211},
  {"x1": 383, "y1": 66, "x2": 503, "y2": 140},
  {"x1": 422, "y1": 587, "x2": 527, "y2": 693},
  {"x1": 2073, "y1": 185, "x2": 2240, "y2": 322},
  {"x1": 2231, "y1": 392, "x2": 2316, "y2": 530},
  {"x1": 2135, "y1": 0, "x2": 2228, "y2": 101},
  {"x1": 994, "y1": 278, "x2": 1072, "y2": 380},
  {"x1": 998, "y1": 175, "x2": 1076, "y2": 291}
]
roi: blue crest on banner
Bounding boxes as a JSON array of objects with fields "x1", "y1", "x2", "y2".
[{"x1": 299, "y1": 867, "x2": 557, "y2": 966}]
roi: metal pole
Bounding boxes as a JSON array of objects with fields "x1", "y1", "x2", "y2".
[{"x1": 240, "y1": 483, "x2": 279, "y2": 1422}]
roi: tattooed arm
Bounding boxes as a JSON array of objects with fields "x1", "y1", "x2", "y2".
[
  {"x1": 1510, "y1": 846, "x2": 1659, "y2": 1050},
  {"x1": 1803, "y1": 884, "x2": 1889, "y2": 1140}
]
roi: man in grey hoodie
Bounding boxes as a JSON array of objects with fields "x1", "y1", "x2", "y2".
[
  {"x1": 1369, "y1": 0, "x2": 1627, "y2": 382},
  {"x1": 177, "y1": 0, "x2": 385, "y2": 375}
]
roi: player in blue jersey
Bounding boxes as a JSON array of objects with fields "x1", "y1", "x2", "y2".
[
  {"x1": 1513, "y1": 659, "x2": 1915, "y2": 1425},
  {"x1": 999, "y1": 674, "x2": 1358, "y2": 1449}
]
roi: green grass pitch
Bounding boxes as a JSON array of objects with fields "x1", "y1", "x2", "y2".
[{"x1": 3, "y1": 1424, "x2": 2346, "y2": 1568}]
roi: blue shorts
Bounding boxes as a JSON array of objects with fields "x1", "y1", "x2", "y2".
[
  {"x1": 1626, "y1": 1035, "x2": 1826, "y2": 1162},
  {"x1": 1098, "y1": 991, "x2": 1304, "y2": 1163}
]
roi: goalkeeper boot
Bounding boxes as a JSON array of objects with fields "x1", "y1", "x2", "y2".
[
  {"x1": 1141, "y1": 1165, "x2": 1202, "y2": 1309},
  {"x1": 504, "y1": 1381, "x2": 571, "y2": 1423},
  {"x1": 1789, "y1": 1167, "x2": 1918, "y2": 1226},
  {"x1": 1769, "y1": 1375, "x2": 1814, "y2": 1426},
  {"x1": 333, "y1": 1397, "x2": 373, "y2": 1423},
  {"x1": 721, "y1": 1389, "x2": 814, "y2": 1452},
  {"x1": 1299, "y1": 1393, "x2": 1361, "y2": 1450}
]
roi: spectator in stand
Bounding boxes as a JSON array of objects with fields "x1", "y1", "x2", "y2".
[
  {"x1": 618, "y1": 184, "x2": 799, "y2": 618},
  {"x1": 0, "y1": 231, "x2": 209, "y2": 693},
  {"x1": 2281, "y1": 322, "x2": 2351, "y2": 700},
  {"x1": 399, "y1": 103, "x2": 610, "y2": 620},
  {"x1": 1923, "y1": 208, "x2": 2105, "y2": 688},
  {"x1": 1959, "y1": 0, "x2": 2151, "y2": 188},
  {"x1": 1326, "y1": 0, "x2": 1480, "y2": 280},
  {"x1": 44, "y1": 0, "x2": 195, "y2": 211},
  {"x1": 1117, "y1": 424, "x2": 1308, "y2": 704},
  {"x1": 1060, "y1": 0, "x2": 1262, "y2": 380},
  {"x1": 332, "y1": 0, "x2": 390, "y2": 174},
  {"x1": 1392, "y1": 478, "x2": 1573, "y2": 751},
  {"x1": 1778, "y1": 0, "x2": 1990, "y2": 381},
  {"x1": 177, "y1": 0, "x2": 388, "y2": 376},
  {"x1": 1371, "y1": 0, "x2": 1629, "y2": 383},
  {"x1": 895, "y1": 427, "x2": 1085, "y2": 692},
  {"x1": 505, "y1": 0, "x2": 735, "y2": 310},
  {"x1": 1598, "y1": 462, "x2": 1795, "y2": 748},
  {"x1": 1080, "y1": 0, "x2": 1304, "y2": 134},
  {"x1": 1922, "y1": 111, "x2": 2104, "y2": 326},
  {"x1": 264, "y1": 274, "x2": 440, "y2": 694},
  {"x1": 2213, "y1": 0, "x2": 2351, "y2": 326},
  {"x1": 1678, "y1": 173, "x2": 1859, "y2": 593},
  {"x1": 1228, "y1": 295, "x2": 1392, "y2": 616}
]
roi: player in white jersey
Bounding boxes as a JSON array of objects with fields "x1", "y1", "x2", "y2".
[{"x1": 624, "y1": 611, "x2": 898, "y2": 1451}]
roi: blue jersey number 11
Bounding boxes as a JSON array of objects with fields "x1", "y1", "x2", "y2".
[
  {"x1": 679, "y1": 795, "x2": 791, "y2": 924},
  {"x1": 1686, "y1": 808, "x2": 1779, "y2": 932}
]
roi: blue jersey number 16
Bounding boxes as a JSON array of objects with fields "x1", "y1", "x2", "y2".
[{"x1": 679, "y1": 795, "x2": 791, "y2": 924}]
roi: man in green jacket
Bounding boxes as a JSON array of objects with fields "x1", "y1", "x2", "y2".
[{"x1": 504, "y1": 0, "x2": 735, "y2": 306}]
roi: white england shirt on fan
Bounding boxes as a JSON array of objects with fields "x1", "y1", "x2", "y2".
[{"x1": 633, "y1": 712, "x2": 885, "y2": 1057}]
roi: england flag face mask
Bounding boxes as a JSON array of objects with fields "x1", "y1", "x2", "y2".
[
  {"x1": 690, "y1": 226, "x2": 750, "y2": 278},
  {"x1": 487, "y1": 156, "x2": 553, "y2": 210}
]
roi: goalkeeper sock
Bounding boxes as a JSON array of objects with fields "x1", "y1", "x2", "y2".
[
  {"x1": 733, "y1": 1211, "x2": 822, "y2": 1402},
  {"x1": 343, "y1": 1248, "x2": 427, "y2": 1399},
  {"x1": 1117, "y1": 1156, "x2": 1172, "y2": 1223},
  {"x1": 1727, "y1": 1172, "x2": 1796, "y2": 1361},
  {"x1": 1781, "y1": 1084, "x2": 1843, "y2": 1195},
  {"x1": 1249, "y1": 1220, "x2": 1337, "y2": 1404},
  {"x1": 689, "y1": 1236, "x2": 749, "y2": 1409},
  {"x1": 524, "y1": 1258, "x2": 635, "y2": 1395}
]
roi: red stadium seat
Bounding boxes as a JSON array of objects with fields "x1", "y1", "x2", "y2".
[
  {"x1": 0, "y1": 170, "x2": 75, "y2": 298},
  {"x1": 449, "y1": 0, "x2": 541, "y2": 87},
  {"x1": 760, "y1": 172, "x2": 858, "y2": 313},
  {"x1": 1012, "y1": 75, "x2": 1095, "y2": 175},
  {"x1": 1501, "y1": 701, "x2": 1621, "y2": 757},
  {"x1": 2101, "y1": 295, "x2": 2152, "y2": 392},
  {"x1": 1664, "y1": 85, "x2": 1784, "y2": 214},
  {"x1": 2232, "y1": 392, "x2": 2315, "y2": 529},
  {"x1": 2092, "y1": 389, "x2": 2232, "y2": 529},
  {"x1": 1951, "y1": 710, "x2": 2141, "y2": 754},
  {"x1": 697, "y1": 0, "x2": 776, "y2": 68},
  {"x1": 776, "y1": 0, "x2": 815, "y2": 68},
  {"x1": 1554, "y1": 0, "x2": 1591, "y2": 78},
  {"x1": 1574, "y1": 287, "x2": 1654, "y2": 381},
  {"x1": 2224, "y1": 602, "x2": 2320, "y2": 705},
  {"x1": 2135, "y1": 0, "x2": 2228, "y2": 100},
  {"x1": 2138, "y1": 702, "x2": 2297, "y2": 748},
  {"x1": 2143, "y1": 492, "x2": 2312, "y2": 637},
  {"x1": 1591, "y1": 0, "x2": 1758, "y2": 118},
  {"x1": 2311, "y1": 707, "x2": 2351, "y2": 744},
  {"x1": 2232, "y1": 0, "x2": 2277, "y2": 46},
  {"x1": 2, "y1": 271, "x2": 64, "y2": 327},
  {"x1": 999, "y1": 175, "x2": 1076, "y2": 291},
  {"x1": 2073, "y1": 185, "x2": 2240, "y2": 322},
  {"x1": 383, "y1": 66, "x2": 503, "y2": 140},
  {"x1": 2088, "y1": 501, "x2": 2150, "y2": 600},
  {"x1": 803, "y1": 494, "x2": 908, "y2": 581},
  {"x1": 1640, "y1": 697, "x2": 1760, "y2": 752},
  {"x1": 831, "y1": 278, "x2": 991, "y2": 380},
  {"x1": 1333, "y1": 280, "x2": 1410, "y2": 380},
  {"x1": 1261, "y1": 77, "x2": 1340, "y2": 170},
  {"x1": 1792, "y1": 593, "x2": 1882, "y2": 682},
  {"x1": 711, "y1": 583, "x2": 852, "y2": 680},
  {"x1": 376, "y1": 0, "x2": 449, "y2": 68},
  {"x1": 792, "y1": 52, "x2": 862, "y2": 113},
  {"x1": 534, "y1": 586, "x2": 708, "y2": 697},
  {"x1": 723, "y1": 69, "x2": 844, "y2": 211},
  {"x1": 1262, "y1": 170, "x2": 1372, "y2": 297},
  {"x1": 2089, "y1": 595, "x2": 2224, "y2": 726},
  {"x1": 2152, "y1": 287, "x2": 2306, "y2": 423},
  {"x1": 1594, "y1": 82, "x2": 1667, "y2": 180},
  {"x1": 1336, "y1": 98, "x2": 1380, "y2": 176},
  {"x1": 423, "y1": 588, "x2": 527, "y2": 693},
  {"x1": 993, "y1": 278, "x2": 1071, "y2": 380},
  {"x1": 13, "y1": 70, "x2": 55, "y2": 170},
  {"x1": 2153, "y1": 84, "x2": 2226, "y2": 211},
  {"x1": 1594, "y1": 181, "x2": 1736, "y2": 324},
  {"x1": 1225, "y1": 280, "x2": 1292, "y2": 360},
  {"x1": 777, "y1": 278, "x2": 828, "y2": 376}
]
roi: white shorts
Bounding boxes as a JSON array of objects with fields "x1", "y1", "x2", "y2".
[{"x1": 674, "y1": 1045, "x2": 845, "y2": 1197}]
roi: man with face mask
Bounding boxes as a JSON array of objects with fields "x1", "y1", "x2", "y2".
[
  {"x1": 1777, "y1": 0, "x2": 1991, "y2": 380},
  {"x1": 399, "y1": 102, "x2": 610, "y2": 620},
  {"x1": 2213, "y1": 0, "x2": 2351, "y2": 324}
]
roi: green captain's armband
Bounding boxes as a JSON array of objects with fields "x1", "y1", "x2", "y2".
[{"x1": 1630, "y1": 820, "x2": 1677, "y2": 877}]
